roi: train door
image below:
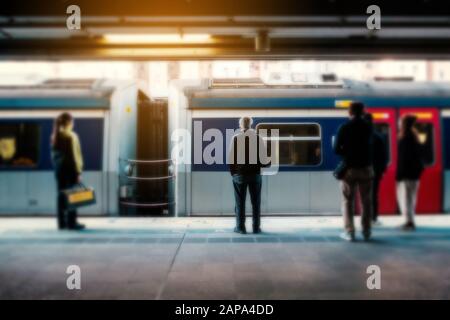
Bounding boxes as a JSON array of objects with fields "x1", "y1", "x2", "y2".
[
  {"x1": 442, "y1": 110, "x2": 450, "y2": 212},
  {"x1": 366, "y1": 108, "x2": 398, "y2": 214},
  {"x1": 398, "y1": 108, "x2": 442, "y2": 213}
]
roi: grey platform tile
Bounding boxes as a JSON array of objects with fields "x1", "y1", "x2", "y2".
[
  {"x1": 255, "y1": 237, "x2": 280, "y2": 243},
  {"x1": 202, "y1": 262, "x2": 234, "y2": 279},
  {"x1": 161, "y1": 279, "x2": 237, "y2": 300},
  {"x1": 116, "y1": 281, "x2": 161, "y2": 300},
  {"x1": 235, "y1": 279, "x2": 276, "y2": 300},
  {"x1": 109, "y1": 238, "x2": 136, "y2": 244},
  {"x1": 232, "y1": 237, "x2": 255, "y2": 243},
  {"x1": 1, "y1": 216, "x2": 450, "y2": 299},
  {"x1": 135, "y1": 238, "x2": 159, "y2": 244},
  {"x1": 186, "y1": 229, "x2": 215, "y2": 234},
  {"x1": 159, "y1": 238, "x2": 181, "y2": 244},
  {"x1": 279, "y1": 236, "x2": 303, "y2": 243},
  {"x1": 325, "y1": 235, "x2": 342, "y2": 242},
  {"x1": 303, "y1": 235, "x2": 328, "y2": 242},
  {"x1": 84, "y1": 238, "x2": 113, "y2": 244},
  {"x1": 64, "y1": 237, "x2": 88, "y2": 244},
  {"x1": 118, "y1": 229, "x2": 184, "y2": 235},
  {"x1": 183, "y1": 237, "x2": 207, "y2": 244},
  {"x1": 207, "y1": 237, "x2": 231, "y2": 243}
]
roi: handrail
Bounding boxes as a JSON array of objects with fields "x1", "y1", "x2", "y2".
[
  {"x1": 118, "y1": 157, "x2": 174, "y2": 214},
  {"x1": 120, "y1": 201, "x2": 175, "y2": 207},
  {"x1": 122, "y1": 175, "x2": 175, "y2": 181},
  {"x1": 119, "y1": 158, "x2": 174, "y2": 164}
]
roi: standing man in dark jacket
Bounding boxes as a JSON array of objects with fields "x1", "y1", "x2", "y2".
[
  {"x1": 228, "y1": 117, "x2": 269, "y2": 234},
  {"x1": 334, "y1": 102, "x2": 374, "y2": 241},
  {"x1": 364, "y1": 113, "x2": 388, "y2": 225}
]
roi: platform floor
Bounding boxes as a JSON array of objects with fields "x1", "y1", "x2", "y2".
[{"x1": 0, "y1": 216, "x2": 449, "y2": 300}]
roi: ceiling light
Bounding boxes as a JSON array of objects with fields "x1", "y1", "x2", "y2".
[{"x1": 103, "y1": 33, "x2": 212, "y2": 44}]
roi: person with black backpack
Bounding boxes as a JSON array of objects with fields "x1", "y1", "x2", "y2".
[{"x1": 334, "y1": 102, "x2": 374, "y2": 242}]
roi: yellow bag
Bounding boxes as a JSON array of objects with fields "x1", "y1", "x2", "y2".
[{"x1": 62, "y1": 184, "x2": 96, "y2": 209}]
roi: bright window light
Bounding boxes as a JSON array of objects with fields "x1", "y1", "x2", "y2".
[
  {"x1": 372, "y1": 112, "x2": 390, "y2": 120},
  {"x1": 103, "y1": 34, "x2": 212, "y2": 44}
]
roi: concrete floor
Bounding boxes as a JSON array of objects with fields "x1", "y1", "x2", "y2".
[{"x1": 0, "y1": 216, "x2": 449, "y2": 300}]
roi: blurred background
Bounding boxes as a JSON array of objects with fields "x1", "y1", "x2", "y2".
[{"x1": 2, "y1": 60, "x2": 450, "y2": 97}]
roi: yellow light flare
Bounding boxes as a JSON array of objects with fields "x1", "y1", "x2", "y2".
[
  {"x1": 372, "y1": 112, "x2": 389, "y2": 120},
  {"x1": 412, "y1": 112, "x2": 433, "y2": 120},
  {"x1": 335, "y1": 100, "x2": 353, "y2": 108},
  {"x1": 103, "y1": 33, "x2": 212, "y2": 44}
]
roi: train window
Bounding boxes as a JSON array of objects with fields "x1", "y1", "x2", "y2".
[
  {"x1": 414, "y1": 123, "x2": 434, "y2": 166},
  {"x1": 256, "y1": 123, "x2": 322, "y2": 166},
  {"x1": 373, "y1": 123, "x2": 391, "y2": 164},
  {"x1": 0, "y1": 122, "x2": 40, "y2": 168}
]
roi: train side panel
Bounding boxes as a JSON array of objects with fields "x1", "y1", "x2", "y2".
[
  {"x1": 0, "y1": 112, "x2": 105, "y2": 215},
  {"x1": 443, "y1": 110, "x2": 450, "y2": 212},
  {"x1": 104, "y1": 81, "x2": 139, "y2": 216},
  {"x1": 173, "y1": 79, "x2": 450, "y2": 216},
  {"x1": 190, "y1": 110, "x2": 347, "y2": 215}
]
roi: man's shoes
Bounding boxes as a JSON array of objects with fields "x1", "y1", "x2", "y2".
[
  {"x1": 362, "y1": 231, "x2": 371, "y2": 242},
  {"x1": 234, "y1": 227, "x2": 247, "y2": 234},
  {"x1": 401, "y1": 222, "x2": 416, "y2": 231},
  {"x1": 253, "y1": 227, "x2": 262, "y2": 234},
  {"x1": 68, "y1": 223, "x2": 86, "y2": 231},
  {"x1": 340, "y1": 232, "x2": 355, "y2": 242}
]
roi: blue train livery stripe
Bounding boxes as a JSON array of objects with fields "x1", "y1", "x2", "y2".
[
  {"x1": 0, "y1": 118, "x2": 104, "y2": 171},
  {"x1": 191, "y1": 117, "x2": 346, "y2": 172},
  {"x1": 0, "y1": 97, "x2": 110, "y2": 109},
  {"x1": 190, "y1": 96, "x2": 450, "y2": 109}
]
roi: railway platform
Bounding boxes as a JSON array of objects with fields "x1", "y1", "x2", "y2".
[{"x1": 0, "y1": 216, "x2": 449, "y2": 299}]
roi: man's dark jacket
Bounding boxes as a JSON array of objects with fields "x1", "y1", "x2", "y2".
[
  {"x1": 228, "y1": 129, "x2": 269, "y2": 175},
  {"x1": 373, "y1": 130, "x2": 388, "y2": 177},
  {"x1": 51, "y1": 134, "x2": 79, "y2": 182},
  {"x1": 396, "y1": 133, "x2": 424, "y2": 181},
  {"x1": 334, "y1": 116, "x2": 374, "y2": 168}
]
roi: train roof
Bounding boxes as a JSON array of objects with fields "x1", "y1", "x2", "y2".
[
  {"x1": 185, "y1": 78, "x2": 450, "y2": 109},
  {"x1": 0, "y1": 78, "x2": 116, "y2": 109}
]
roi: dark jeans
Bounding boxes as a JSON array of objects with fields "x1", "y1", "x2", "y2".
[
  {"x1": 57, "y1": 174, "x2": 78, "y2": 229},
  {"x1": 232, "y1": 174, "x2": 262, "y2": 230},
  {"x1": 341, "y1": 167, "x2": 374, "y2": 235},
  {"x1": 372, "y1": 175, "x2": 382, "y2": 222}
]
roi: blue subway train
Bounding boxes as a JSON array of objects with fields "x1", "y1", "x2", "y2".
[
  {"x1": 169, "y1": 76, "x2": 450, "y2": 216},
  {"x1": 0, "y1": 79, "x2": 137, "y2": 215}
]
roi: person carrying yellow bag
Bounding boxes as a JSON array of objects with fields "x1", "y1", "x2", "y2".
[{"x1": 51, "y1": 112, "x2": 86, "y2": 230}]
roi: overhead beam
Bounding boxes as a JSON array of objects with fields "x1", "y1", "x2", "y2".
[
  {"x1": 1, "y1": 0, "x2": 450, "y2": 60},
  {"x1": 2, "y1": 0, "x2": 450, "y2": 16},
  {"x1": 2, "y1": 37, "x2": 450, "y2": 60},
  {"x1": 2, "y1": 15, "x2": 450, "y2": 28}
]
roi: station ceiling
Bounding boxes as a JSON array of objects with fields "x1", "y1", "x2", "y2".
[{"x1": 1, "y1": 0, "x2": 450, "y2": 60}]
